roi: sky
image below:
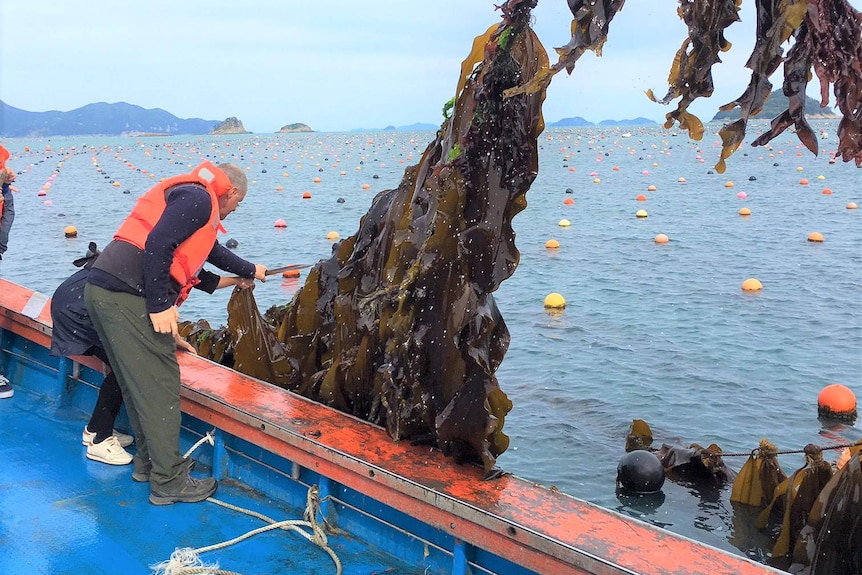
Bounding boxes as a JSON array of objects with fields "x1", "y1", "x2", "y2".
[{"x1": 1, "y1": 1, "x2": 856, "y2": 134}]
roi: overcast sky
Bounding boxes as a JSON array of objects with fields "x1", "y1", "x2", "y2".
[{"x1": 1, "y1": 1, "x2": 854, "y2": 134}]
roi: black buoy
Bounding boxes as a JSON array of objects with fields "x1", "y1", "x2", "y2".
[
  {"x1": 565, "y1": 188, "x2": 574, "y2": 194},
  {"x1": 749, "y1": 176, "x2": 757, "y2": 181},
  {"x1": 336, "y1": 197, "x2": 346, "y2": 204},
  {"x1": 617, "y1": 450, "x2": 665, "y2": 494},
  {"x1": 225, "y1": 238, "x2": 239, "y2": 249}
]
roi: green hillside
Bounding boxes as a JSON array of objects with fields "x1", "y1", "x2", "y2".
[{"x1": 712, "y1": 89, "x2": 837, "y2": 121}]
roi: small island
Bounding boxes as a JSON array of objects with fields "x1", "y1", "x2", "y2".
[
  {"x1": 211, "y1": 117, "x2": 251, "y2": 135},
  {"x1": 277, "y1": 123, "x2": 313, "y2": 133},
  {"x1": 711, "y1": 89, "x2": 839, "y2": 121}
]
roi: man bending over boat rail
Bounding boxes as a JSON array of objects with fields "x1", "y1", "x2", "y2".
[
  {"x1": 50, "y1": 243, "x2": 255, "y2": 466},
  {"x1": 84, "y1": 161, "x2": 266, "y2": 505}
]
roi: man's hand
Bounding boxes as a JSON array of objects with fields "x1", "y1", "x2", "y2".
[
  {"x1": 254, "y1": 263, "x2": 267, "y2": 282},
  {"x1": 174, "y1": 333, "x2": 197, "y2": 354},
  {"x1": 149, "y1": 306, "x2": 179, "y2": 336}
]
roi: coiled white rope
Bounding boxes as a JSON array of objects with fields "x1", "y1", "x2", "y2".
[{"x1": 151, "y1": 431, "x2": 342, "y2": 575}]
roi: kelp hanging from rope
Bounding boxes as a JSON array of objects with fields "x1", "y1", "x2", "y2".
[{"x1": 731, "y1": 438, "x2": 788, "y2": 507}]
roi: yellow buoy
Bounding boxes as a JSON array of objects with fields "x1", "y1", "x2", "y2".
[
  {"x1": 593, "y1": 178, "x2": 601, "y2": 184},
  {"x1": 677, "y1": 177, "x2": 686, "y2": 183},
  {"x1": 313, "y1": 177, "x2": 321, "y2": 183},
  {"x1": 545, "y1": 239, "x2": 560, "y2": 249},
  {"x1": 724, "y1": 181, "x2": 734, "y2": 188},
  {"x1": 647, "y1": 185, "x2": 657, "y2": 191},
  {"x1": 739, "y1": 207, "x2": 751, "y2": 216},
  {"x1": 807, "y1": 231, "x2": 824, "y2": 242},
  {"x1": 64, "y1": 225, "x2": 78, "y2": 238},
  {"x1": 654, "y1": 233, "x2": 669, "y2": 244},
  {"x1": 741, "y1": 278, "x2": 763, "y2": 291},
  {"x1": 543, "y1": 293, "x2": 566, "y2": 309},
  {"x1": 558, "y1": 219, "x2": 571, "y2": 227},
  {"x1": 326, "y1": 231, "x2": 340, "y2": 240},
  {"x1": 846, "y1": 202, "x2": 858, "y2": 209},
  {"x1": 636, "y1": 209, "x2": 648, "y2": 218}
]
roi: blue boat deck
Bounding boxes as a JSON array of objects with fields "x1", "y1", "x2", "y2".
[{"x1": 0, "y1": 388, "x2": 418, "y2": 575}]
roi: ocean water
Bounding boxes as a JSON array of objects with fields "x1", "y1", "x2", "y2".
[{"x1": 1, "y1": 122, "x2": 859, "y2": 562}]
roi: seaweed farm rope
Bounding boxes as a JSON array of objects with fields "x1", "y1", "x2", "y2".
[{"x1": 715, "y1": 442, "x2": 857, "y2": 458}]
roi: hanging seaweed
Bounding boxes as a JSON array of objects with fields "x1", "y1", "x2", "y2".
[
  {"x1": 757, "y1": 444, "x2": 834, "y2": 570},
  {"x1": 730, "y1": 438, "x2": 788, "y2": 507},
  {"x1": 792, "y1": 444, "x2": 862, "y2": 575}
]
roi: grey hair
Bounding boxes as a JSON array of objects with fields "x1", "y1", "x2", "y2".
[{"x1": 217, "y1": 163, "x2": 248, "y2": 196}]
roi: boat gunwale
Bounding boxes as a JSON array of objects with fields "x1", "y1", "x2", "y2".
[{"x1": 0, "y1": 278, "x2": 785, "y2": 575}]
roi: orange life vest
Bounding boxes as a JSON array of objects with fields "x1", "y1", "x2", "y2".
[
  {"x1": 113, "y1": 161, "x2": 230, "y2": 304},
  {"x1": 0, "y1": 145, "x2": 10, "y2": 216}
]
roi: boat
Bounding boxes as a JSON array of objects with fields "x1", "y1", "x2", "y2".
[{"x1": 0, "y1": 277, "x2": 784, "y2": 575}]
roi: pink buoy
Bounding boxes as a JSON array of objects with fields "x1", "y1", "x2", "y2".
[
  {"x1": 736, "y1": 191, "x2": 748, "y2": 199},
  {"x1": 274, "y1": 218, "x2": 287, "y2": 228}
]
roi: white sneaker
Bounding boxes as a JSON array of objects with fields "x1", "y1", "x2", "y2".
[
  {"x1": 86, "y1": 435, "x2": 133, "y2": 465},
  {"x1": 82, "y1": 426, "x2": 134, "y2": 448},
  {"x1": 0, "y1": 374, "x2": 12, "y2": 399}
]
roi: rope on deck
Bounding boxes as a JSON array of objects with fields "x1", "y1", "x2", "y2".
[{"x1": 151, "y1": 483, "x2": 342, "y2": 575}]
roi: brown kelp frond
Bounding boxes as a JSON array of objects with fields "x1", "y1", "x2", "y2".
[
  {"x1": 260, "y1": 0, "x2": 549, "y2": 475},
  {"x1": 752, "y1": 0, "x2": 862, "y2": 167},
  {"x1": 625, "y1": 419, "x2": 654, "y2": 452},
  {"x1": 646, "y1": 0, "x2": 741, "y2": 144},
  {"x1": 504, "y1": 0, "x2": 626, "y2": 99},
  {"x1": 715, "y1": 0, "x2": 807, "y2": 173},
  {"x1": 730, "y1": 438, "x2": 787, "y2": 507}
]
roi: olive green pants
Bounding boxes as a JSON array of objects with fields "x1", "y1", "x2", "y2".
[{"x1": 84, "y1": 284, "x2": 187, "y2": 491}]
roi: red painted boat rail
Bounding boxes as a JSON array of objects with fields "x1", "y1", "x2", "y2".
[{"x1": 0, "y1": 279, "x2": 783, "y2": 575}]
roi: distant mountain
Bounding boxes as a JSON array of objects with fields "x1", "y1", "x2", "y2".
[
  {"x1": 351, "y1": 122, "x2": 438, "y2": 132},
  {"x1": 597, "y1": 117, "x2": 657, "y2": 126},
  {"x1": 547, "y1": 117, "x2": 594, "y2": 127},
  {"x1": 211, "y1": 117, "x2": 250, "y2": 135},
  {"x1": 547, "y1": 117, "x2": 658, "y2": 127},
  {"x1": 278, "y1": 123, "x2": 313, "y2": 133},
  {"x1": 0, "y1": 100, "x2": 219, "y2": 137},
  {"x1": 711, "y1": 89, "x2": 838, "y2": 121}
]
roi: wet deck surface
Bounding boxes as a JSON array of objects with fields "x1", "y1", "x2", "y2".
[{"x1": 0, "y1": 387, "x2": 419, "y2": 575}]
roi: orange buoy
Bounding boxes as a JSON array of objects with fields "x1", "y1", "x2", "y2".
[
  {"x1": 647, "y1": 185, "x2": 657, "y2": 192},
  {"x1": 275, "y1": 185, "x2": 283, "y2": 191},
  {"x1": 807, "y1": 231, "x2": 824, "y2": 242},
  {"x1": 636, "y1": 194, "x2": 647, "y2": 202},
  {"x1": 274, "y1": 219, "x2": 287, "y2": 228},
  {"x1": 362, "y1": 183, "x2": 370, "y2": 190},
  {"x1": 741, "y1": 278, "x2": 763, "y2": 291},
  {"x1": 282, "y1": 269, "x2": 301, "y2": 278},
  {"x1": 724, "y1": 181, "x2": 734, "y2": 188},
  {"x1": 846, "y1": 202, "x2": 858, "y2": 209},
  {"x1": 654, "y1": 233, "x2": 669, "y2": 244},
  {"x1": 821, "y1": 188, "x2": 832, "y2": 195},
  {"x1": 817, "y1": 384, "x2": 857, "y2": 421},
  {"x1": 64, "y1": 225, "x2": 78, "y2": 238},
  {"x1": 739, "y1": 207, "x2": 751, "y2": 216},
  {"x1": 563, "y1": 197, "x2": 575, "y2": 205},
  {"x1": 313, "y1": 177, "x2": 321, "y2": 183},
  {"x1": 799, "y1": 178, "x2": 809, "y2": 185},
  {"x1": 302, "y1": 191, "x2": 312, "y2": 199},
  {"x1": 545, "y1": 239, "x2": 560, "y2": 249}
]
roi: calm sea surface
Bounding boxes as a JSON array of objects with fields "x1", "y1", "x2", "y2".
[{"x1": 1, "y1": 122, "x2": 859, "y2": 561}]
